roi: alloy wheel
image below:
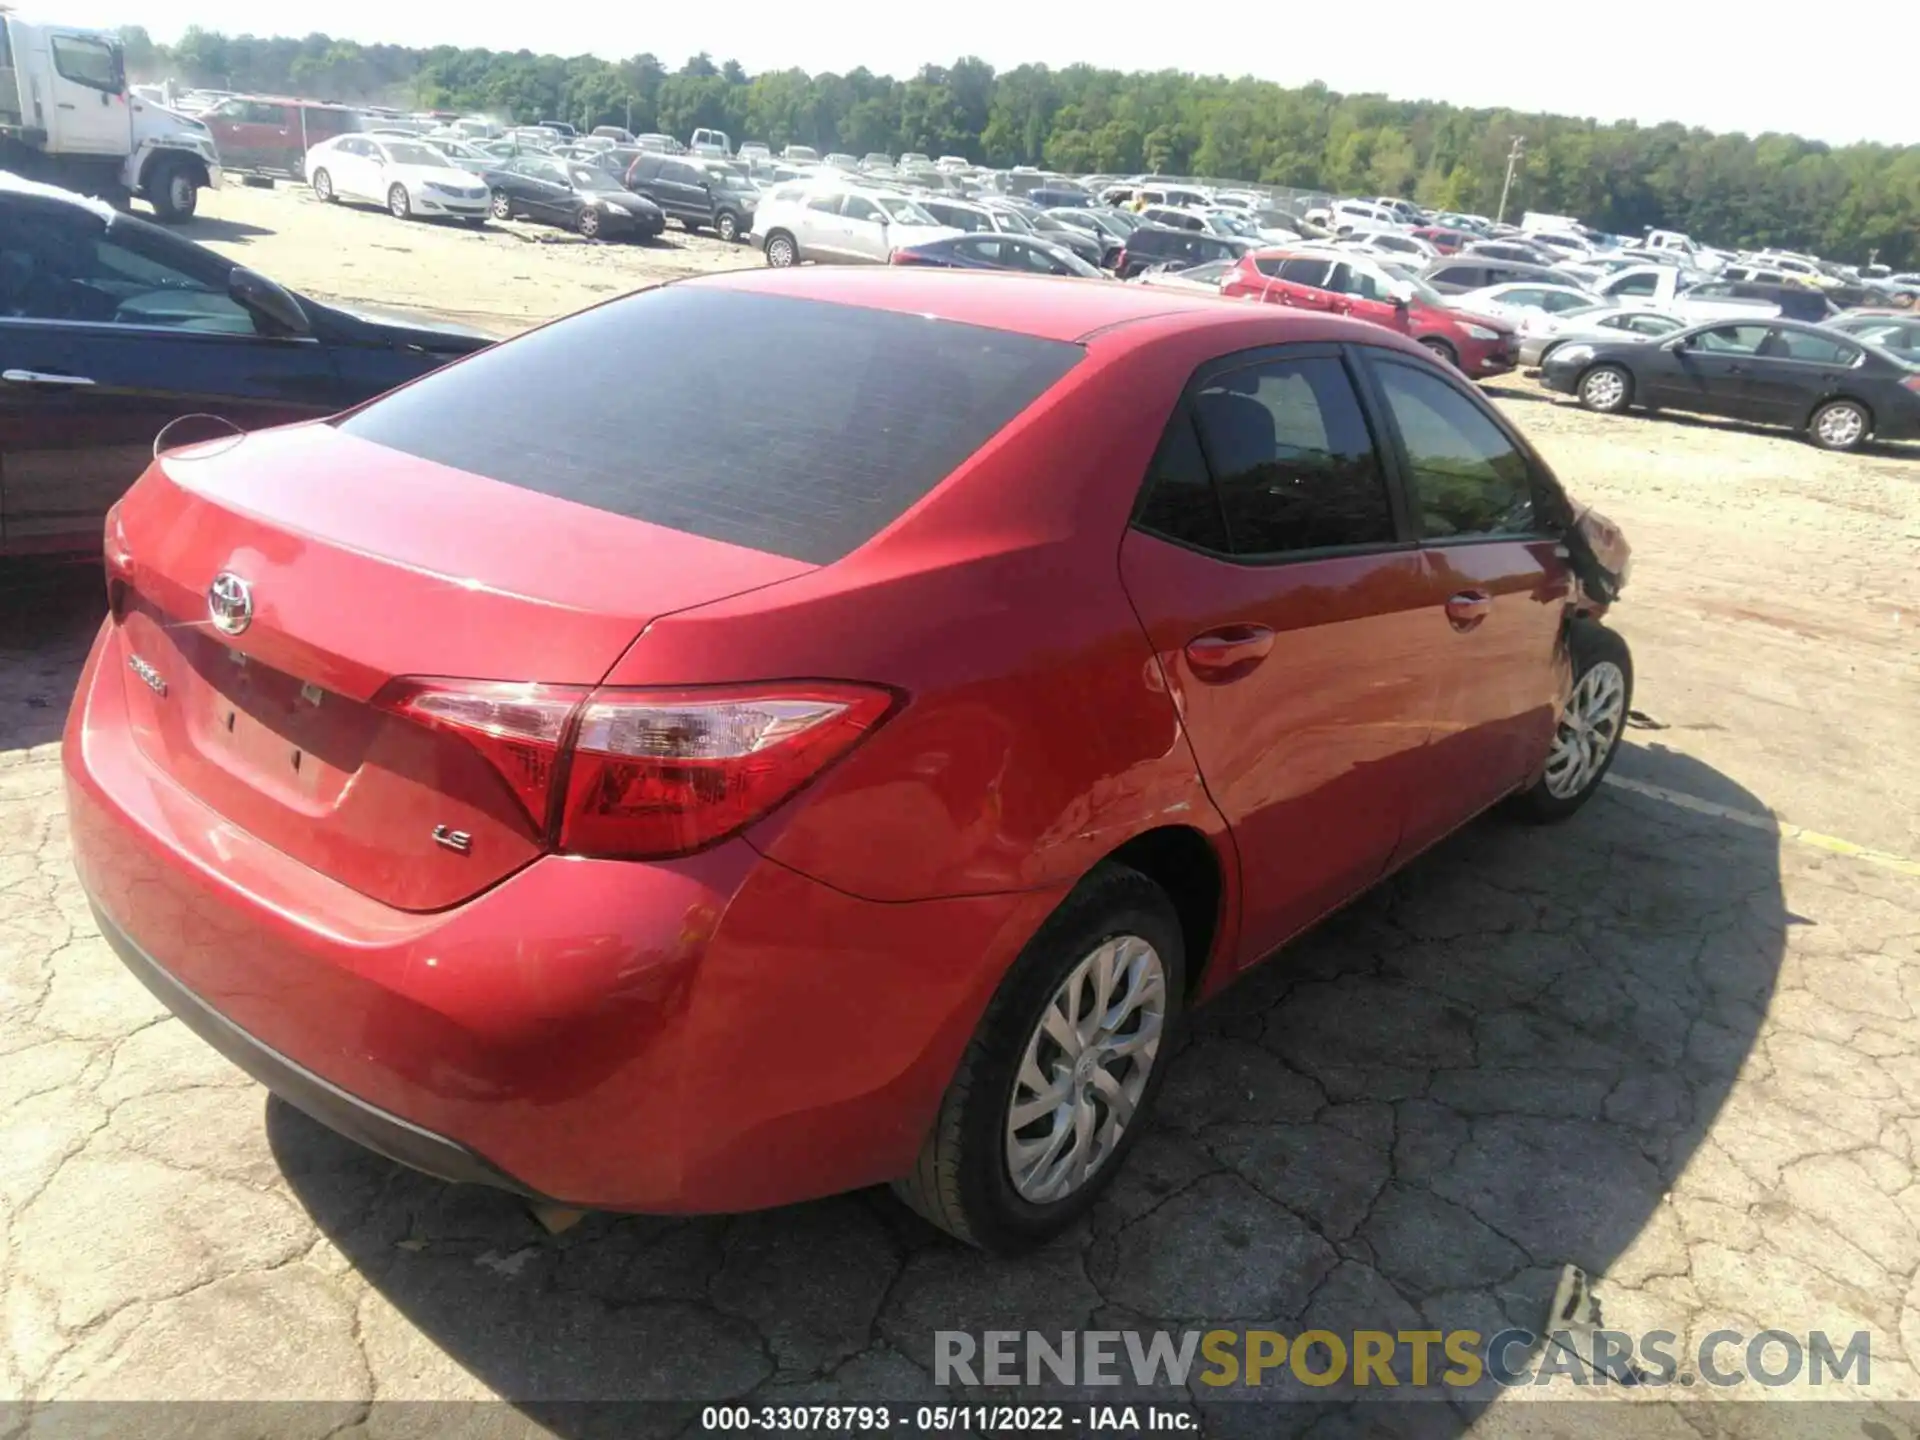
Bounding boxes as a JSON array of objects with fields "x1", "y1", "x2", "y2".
[
  {"x1": 1004, "y1": 934, "x2": 1167, "y2": 1204},
  {"x1": 766, "y1": 235, "x2": 795, "y2": 267},
  {"x1": 313, "y1": 171, "x2": 333, "y2": 202},
  {"x1": 1581, "y1": 368, "x2": 1627, "y2": 411},
  {"x1": 717, "y1": 213, "x2": 738, "y2": 242},
  {"x1": 1814, "y1": 403, "x2": 1865, "y2": 449},
  {"x1": 1543, "y1": 660, "x2": 1627, "y2": 799},
  {"x1": 388, "y1": 186, "x2": 410, "y2": 220}
]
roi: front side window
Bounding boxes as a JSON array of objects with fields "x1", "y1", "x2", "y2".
[
  {"x1": 51, "y1": 35, "x2": 119, "y2": 91},
  {"x1": 1189, "y1": 355, "x2": 1394, "y2": 556},
  {"x1": 0, "y1": 204, "x2": 253, "y2": 334},
  {"x1": 1373, "y1": 361, "x2": 1534, "y2": 540},
  {"x1": 1694, "y1": 324, "x2": 1770, "y2": 355},
  {"x1": 843, "y1": 196, "x2": 883, "y2": 223}
]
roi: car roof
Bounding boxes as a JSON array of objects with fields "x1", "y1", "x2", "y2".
[{"x1": 687, "y1": 266, "x2": 1360, "y2": 344}]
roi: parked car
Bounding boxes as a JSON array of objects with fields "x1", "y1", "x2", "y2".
[
  {"x1": 1519, "y1": 305, "x2": 1686, "y2": 367},
  {"x1": 488, "y1": 156, "x2": 666, "y2": 240},
  {"x1": 752, "y1": 184, "x2": 959, "y2": 266},
  {"x1": 67, "y1": 266, "x2": 1632, "y2": 1256},
  {"x1": 591, "y1": 126, "x2": 635, "y2": 144},
  {"x1": 1022, "y1": 212, "x2": 1107, "y2": 268},
  {"x1": 1541, "y1": 317, "x2": 1920, "y2": 451},
  {"x1": 1412, "y1": 226, "x2": 1474, "y2": 254},
  {"x1": 1451, "y1": 283, "x2": 1606, "y2": 328},
  {"x1": 623, "y1": 153, "x2": 758, "y2": 242},
  {"x1": 889, "y1": 233, "x2": 1102, "y2": 277},
  {"x1": 689, "y1": 128, "x2": 732, "y2": 156},
  {"x1": 918, "y1": 198, "x2": 1033, "y2": 239},
  {"x1": 1223, "y1": 249, "x2": 1518, "y2": 378},
  {"x1": 1340, "y1": 229, "x2": 1438, "y2": 262},
  {"x1": 201, "y1": 95, "x2": 360, "y2": 175},
  {"x1": 1133, "y1": 258, "x2": 1236, "y2": 292},
  {"x1": 1464, "y1": 239, "x2": 1560, "y2": 267},
  {"x1": 1112, "y1": 225, "x2": 1252, "y2": 279},
  {"x1": 536, "y1": 120, "x2": 577, "y2": 140},
  {"x1": 419, "y1": 135, "x2": 496, "y2": 167},
  {"x1": 781, "y1": 144, "x2": 820, "y2": 163},
  {"x1": 1826, "y1": 312, "x2": 1920, "y2": 363},
  {"x1": 305, "y1": 135, "x2": 493, "y2": 223},
  {"x1": 1422, "y1": 257, "x2": 1576, "y2": 295},
  {"x1": 1590, "y1": 266, "x2": 1782, "y2": 322},
  {"x1": 0, "y1": 178, "x2": 489, "y2": 555}
]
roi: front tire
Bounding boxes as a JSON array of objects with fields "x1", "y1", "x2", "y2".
[
  {"x1": 892, "y1": 863, "x2": 1184, "y2": 1254},
  {"x1": 577, "y1": 207, "x2": 602, "y2": 239},
  {"x1": 146, "y1": 159, "x2": 198, "y2": 222},
  {"x1": 1578, "y1": 364, "x2": 1633, "y2": 414},
  {"x1": 490, "y1": 191, "x2": 512, "y2": 221},
  {"x1": 387, "y1": 185, "x2": 412, "y2": 220},
  {"x1": 312, "y1": 169, "x2": 336, "y2": 204},
  {"x1": 764, "y1": 229, "x2": 798, "y2": 268},
  {"x1": 1808, "y1": 398, "x2": 1869, "y2": 452},
  {"x1": 1419, "y1": 337, "x2": 1460, "y2": 369},
  {"x1": 1510, "y1": 621, "x2": 1632, "y2": 823}
]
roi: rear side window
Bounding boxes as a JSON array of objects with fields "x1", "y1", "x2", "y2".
[
  {"x1": 1371, "y1": 360, "x2": 1535, "y2": 540},
  {"x1": 338, "y1": 288, "x2": 1082, "y2": 566},
  {"x1": 1188, "y1": 356, "x2": 1395, "y2": 556},
  {"x1": 1134, "y1": 407, "x2": 1229, "y2": 552}
]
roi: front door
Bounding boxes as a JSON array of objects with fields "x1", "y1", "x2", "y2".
[
  {"x1": 42, "y1": 30, "x2": 131, "y2": 157},
  {"x1": 1359, "y1": 353, "x2": 1574, "y2": 854},
  {"x1": 1651, "y1": 323, "x2": 1772, "y2": 417},
  {"x1": 0, "y1": 201, "x2": 343, "y2": 553},
  {"x1": 839, "y1": 195, "x2": 892, "y2": 262},
  {"x1": 1119, "y1": 345, "x2": 1434, "y2": 969}
]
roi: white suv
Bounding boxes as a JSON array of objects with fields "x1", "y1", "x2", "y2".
[{"x1": 751, "y1": 183, "x2": 960, "y2": 268}]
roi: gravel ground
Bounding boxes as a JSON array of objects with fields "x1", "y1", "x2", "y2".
[{"x1": 1, "y1": 178, "x2": 1918, "y2": 1435}]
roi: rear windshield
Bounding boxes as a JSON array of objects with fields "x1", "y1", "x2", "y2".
[{"x1": 337, "y1": 287, "x2": 1082, "y2": 565}]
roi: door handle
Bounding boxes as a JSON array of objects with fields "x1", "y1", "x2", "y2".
[
  {"x1": 2, "y1": 369, "x2": 97, "y2": 388},
  {"x1": 1185, "y1": 624, "x2": 1275, "y2": 677},
  {"x1": 1444, "y1": 590, "x2": 1491, "y2": 630}
]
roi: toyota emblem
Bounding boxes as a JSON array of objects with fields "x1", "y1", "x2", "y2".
[{"x1": 206, "y1": 572, "x2": 254, "y2": 636}]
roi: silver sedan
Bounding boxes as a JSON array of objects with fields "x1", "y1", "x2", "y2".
[{"x1": 1520, "y1": 305, "x2": 1687, "y2": 366}]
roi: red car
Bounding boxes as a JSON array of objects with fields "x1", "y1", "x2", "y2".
[
  {"x1": 1222, "y1": 247, "x2": 1520, "y2": 379},
  {"x1": 67, "y1": 270, "x2": 1631, "y2": 1254},
  {"x1": 1412, "y1": 226, "x2": 1474, "y2": 255}
]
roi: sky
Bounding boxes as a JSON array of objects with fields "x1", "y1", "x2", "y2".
[{"x1": 75, "y1": 0, "x2": 1915, "y2": 148}]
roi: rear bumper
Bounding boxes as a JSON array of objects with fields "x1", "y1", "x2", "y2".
[
  {"x1": 65, "y1": 619, "x2": 1062, "y2": 1211},
  {"x1": 91, "y1": 897, "x2": 548, "y2": 1199}
]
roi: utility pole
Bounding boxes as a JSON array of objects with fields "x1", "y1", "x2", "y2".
[{"x1": 1496, "y1": 136, "x2": 1524, "y2": 225}]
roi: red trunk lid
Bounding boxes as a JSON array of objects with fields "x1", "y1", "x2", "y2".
[{"x1": 105, "y1": 424, "x2": 812, "y2": 910}]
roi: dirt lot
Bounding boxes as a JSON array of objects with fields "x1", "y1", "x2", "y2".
[{"x1": 2, "y1": 178, "x2": 1919, "y2": 1433}]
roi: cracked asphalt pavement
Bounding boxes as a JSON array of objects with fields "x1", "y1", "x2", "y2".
[{"x1": 3, "y1": 184, "x2": 1920, "y2": 1436}]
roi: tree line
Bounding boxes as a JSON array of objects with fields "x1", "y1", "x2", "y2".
[{"x1": 119, "y1": 27, "x2": 1920, "y2": 266}]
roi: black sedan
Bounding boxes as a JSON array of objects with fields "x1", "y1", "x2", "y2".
[
  {"x1": 487, "y1": 156, "x2": 666, "y2": 240},
  {"x1": 889, "y1": 234, "x2": 1104, "y2": 278},
  {"x1": 1540, "y1": 317, "x2": 1920, "y2": 452},
  {"x1": 0, "y1": 178, "x2": 492, "y2": 556}
]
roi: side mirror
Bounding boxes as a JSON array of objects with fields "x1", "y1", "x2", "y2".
[
  {"x1": 1661, "y1": 335, "x2": 1688, "y2": 352},
  {"x1": 229, "y1": 267, "x2": 310, "y2": 338}
]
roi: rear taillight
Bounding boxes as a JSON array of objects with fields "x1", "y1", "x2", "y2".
[
  {"x1": 889, "y1": 250, "x2": 921, "y2": 265},
  {"x1": 104, "y1": 502, "x2": 133, "y2": 620},
  {"x1": 1114, "y1": 248, "x2": 1128, "y2": 272},
  {"x1": 380, "y1": 679, "x2": 893, "y2": 859},
  {"x1": 1903, "y1": 375, "x2": 1920, "y2": 395}
]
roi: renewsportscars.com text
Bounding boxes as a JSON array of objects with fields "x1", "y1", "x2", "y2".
[{"x1": 934, "y1": 1328, "x2": 1871, "y2": 1390}]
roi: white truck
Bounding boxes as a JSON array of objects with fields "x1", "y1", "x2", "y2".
[
  {"x1": 0, "y1": 9, "x2": 221, "y2": 221},
  {"x1": 1591, "y1": 265, "x2": 1780, "y2": 321}
]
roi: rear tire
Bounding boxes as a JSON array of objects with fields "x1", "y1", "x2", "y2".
[
  {"x1": 891, "y1": 863, "x2": 1184, "y2": 1254},
  {"x1": 715, "y1": 211, "x2": 739, "y2": 243},
  {"x1": 1808, "y1": 398, "x2": 1869, "y2": 452},
  {"x1": 1509, "y1": 621, "x2": 1632, "y2": 824},
  {"x1": 764, "y1": 230, "x2": 797, "y2": 268},
  {"x1": 1578, "y1": 364, "x2": 1633, "y2": 414}
]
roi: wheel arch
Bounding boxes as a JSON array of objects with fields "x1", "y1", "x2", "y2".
[{"x1": 1101, "y1": 824, "x2": 1227, "y2": 1002}]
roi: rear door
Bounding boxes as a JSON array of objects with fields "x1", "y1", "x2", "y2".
[
  {"x1": 1742, "y1": 327, "x2": 1863, "y2": 423},
  {"x1": 1119, "y1": 345, "x2": 1435, "y2": 969},
  {"x1": 1357, "y1": 351, "x2": 1574, "y2": 850},
  {"x1": 0, "y1": 201, "x2": 345, "y2": 553},
  {"x1": 799, "y1": 190, "x2": 847, "y2": 259}
]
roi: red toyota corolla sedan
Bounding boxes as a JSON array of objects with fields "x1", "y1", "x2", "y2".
[{"x1": 65, "y1": 269, "x2": 1632, "y2": 1254}]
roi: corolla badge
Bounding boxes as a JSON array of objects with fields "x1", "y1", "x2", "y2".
[{"x1": 206, "y1": 571, "x2": 253, "y2": 636}]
